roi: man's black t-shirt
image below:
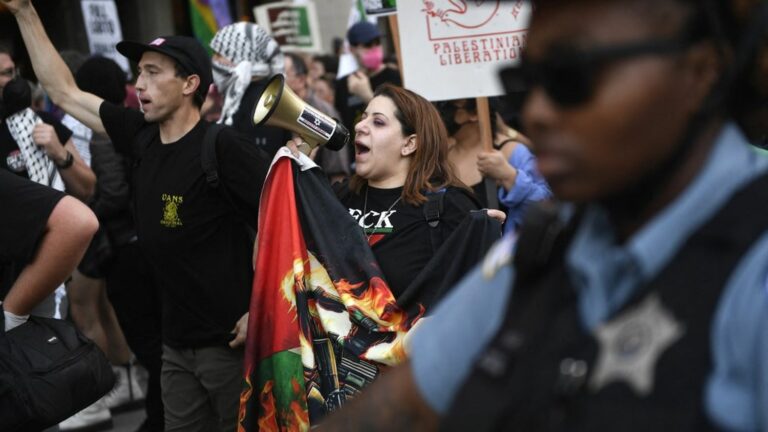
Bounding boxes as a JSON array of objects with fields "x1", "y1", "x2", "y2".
[
  {"x1": 340, "y1": 185, "x2": 477, "y2": 298},
  {"x1": 0, "y1": 111, "x2": 73, "y2": 178},
  {"x1": 99, "y1": 102, "x2": 271, "y2": 348},
  {"x1": 334, "y1": 67, "x2": 402, "y2": 137},
  {"x1": 0, "y1": 170, "x2": 65, "y2": 297}
]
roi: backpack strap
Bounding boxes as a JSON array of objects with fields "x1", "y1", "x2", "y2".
[
  {"x1": 199, "y1": 123, "x2": 257, "y2": 240},
  {"x1": 424, "y1": 188, "x2": 446, "y2": 253},
  {"x1": 200, "y1": 123, "x2": 225, "y2": 189}
]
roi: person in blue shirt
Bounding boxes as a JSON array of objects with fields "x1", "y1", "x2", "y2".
[
  {"x1": 316, "y1": 0, "x2": 768, "y2": 430},
  {"x1": 443, "y1": 97, "x2": 551, "y2": 232}
]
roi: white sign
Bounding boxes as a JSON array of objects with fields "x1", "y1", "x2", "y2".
[
  {"x1": 397, "y1": 0, "x2": 531, "y2": 101},
  {"x1": 80, "y1": 0, "x2": 131, "y2": 78},
  {"x1": 254, "y1": 1, "x2": 322, "y2": 53}
]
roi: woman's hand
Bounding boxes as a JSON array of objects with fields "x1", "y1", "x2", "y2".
[
  {"x1": 486, "y1": 209, "x2": 507, "y2": 224},
  {"x1": 285, "y1": 138, "x2": 305, "y2": 158},
  {"x1": 347, "y1": 71, "x2": 374, "y2": 103},
  {"x1": 477, "y1": 150, "x2": 518, "y2": 190}
]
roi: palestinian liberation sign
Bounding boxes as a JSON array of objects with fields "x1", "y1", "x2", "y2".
[
  {"x1": 397, "y1": 0, "x2": 531, "y2": 101},
  {"x1": 254, "y1": 1, "x2": 322, "y2": 52}
]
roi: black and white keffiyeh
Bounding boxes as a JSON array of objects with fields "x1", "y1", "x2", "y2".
[
  {"x1": 210, "y1": 22, "x2": 284, "y2": 126},
  {"x1": 6, "y1": 108, "x2": 64, "y2": 191}
]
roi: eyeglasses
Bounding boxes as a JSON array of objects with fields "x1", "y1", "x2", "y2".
[{"x1": 499, "y1": 39, "x2": 693, "y2": 108}]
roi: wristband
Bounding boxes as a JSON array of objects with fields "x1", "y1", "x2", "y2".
[
  {"x1": 4, "y1": 309, "x2": 29, "y2": 331},
  {"x1": 55, "y1": 150, "x2": 74, "y2": 169}
]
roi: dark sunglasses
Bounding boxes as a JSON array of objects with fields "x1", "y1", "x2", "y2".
[{"x1": 499, "y1": 39, "x2": 693, "y2": 108}]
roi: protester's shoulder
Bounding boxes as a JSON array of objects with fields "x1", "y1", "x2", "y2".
[
  {"x1": 214, "y1": 124, "x2": 270, "y2": 167},
  {"x1": 216, "y1": 124, "x2": 253, "y2": 147},
  {"x1": 99, "y1": 100, "x2": 146, "y2": 138},
  {"x1": 0, "y1": 169, "x2": 64, "y2": 211},
  {"x1": 98, "y1": 100, "x2": 142, "y2": 121}
]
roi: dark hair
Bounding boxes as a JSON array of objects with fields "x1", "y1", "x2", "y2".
[
  {"x1": 76, "y1": 56, "x2": 127, "y2": 105},
  {"x1": 314, "y1": 54, "x2": 339, "y2": 75},
  {"x1": 350, "y1": 84, "x2": 468, "y2": 205},
  {"x1": 174, "y1": 62, "x2": 205, "y2": 108},
  {"x1": 285, "y1": 52, "x2": 308, "y2": 77},
  {"x1": 0, "y1": 41, "x2": 14, "y2": 59}
]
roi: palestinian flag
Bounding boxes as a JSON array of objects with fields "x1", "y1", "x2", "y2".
[{"x1": 238, "y1": 150, "x2": 423, "y2": 431}]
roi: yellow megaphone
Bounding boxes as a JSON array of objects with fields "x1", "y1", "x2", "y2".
[{"x1": 252, "y1": 74, "x2": 349, "y2": 154}]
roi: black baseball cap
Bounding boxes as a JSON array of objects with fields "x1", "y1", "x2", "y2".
[{"x1": 116, "y1": 36, "x2": 212, "y2": 99}]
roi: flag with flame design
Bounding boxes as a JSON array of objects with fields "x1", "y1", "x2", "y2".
[{"x1": 239, "y1": 150, "x2": 424, "y2": 431}]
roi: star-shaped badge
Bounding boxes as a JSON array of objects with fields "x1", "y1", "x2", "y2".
[{"x1": 589, "y1": 293, "x2": 685, "y2": 396}]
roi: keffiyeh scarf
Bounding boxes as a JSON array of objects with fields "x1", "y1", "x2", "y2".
[
  {"x1": 210, "y1": 22, "x2": 284, "y2": 126},
  {"x1": 6, "y1": 108, "x2": 64, "y2": 191}
]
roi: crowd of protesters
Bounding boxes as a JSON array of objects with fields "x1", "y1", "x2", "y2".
[{"x1": 0, "y1": 0, "x2": 766, "y2": 431}]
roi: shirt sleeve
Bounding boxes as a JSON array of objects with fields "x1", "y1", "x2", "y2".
[
  {"x1": 498, "y1": 145, "x2": 552, "y2": 230},
  {"x1": 410, "y1": 234, "x2": 516, "y2": 413},
  {"x1": 705, "y1": 230, "x2": 768, "y2": 431},
  {"x1": 216, "y1": 127, "x2": 272, "y2": 226},
  {"x1": 0, "y1": 170, "x2": 64, "y2": 262},
  {"x1": 99, "y1": 101, "x2": 146, "y2": 157}
]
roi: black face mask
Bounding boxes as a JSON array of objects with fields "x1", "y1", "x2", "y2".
[
  {"x1": 1, "y1": 77, "x2": 31, "y2": 117},
  {"x1": 435, "y1": 101, "x2": 462, "y2": 136}
]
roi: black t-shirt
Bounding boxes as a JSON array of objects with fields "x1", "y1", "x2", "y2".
[
  {"x1": 0, "y1": 169, "x2": 65, "y2": 297},
  {"x1": 339, "y1": 184, "x2": 477, "y2": 298},
  {"x1": 0, "y1": 111, "x2": 73, "y2": 178},
  {"x1": 334, "y1": 67, "x2": 402, "y2": 137},
  {"x1": 232, "y1": 80, "x2": 293, "y2": 159},
  {"x1": 99, "y1": 101, "x2": 271, "y2": 348}
]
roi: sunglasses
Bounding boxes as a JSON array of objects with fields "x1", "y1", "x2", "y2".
[{"x1": 499, "y1": 39, "x2": 693, "y2": 108}]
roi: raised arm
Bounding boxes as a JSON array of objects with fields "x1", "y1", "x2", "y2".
[{"x1": 4, "y1": 0, "x2": 106, "y2": 133}]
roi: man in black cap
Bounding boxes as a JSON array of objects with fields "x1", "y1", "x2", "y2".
[
  {"x1": 3, "y1": 1, "x2": 272, "y2": 430},
  {"x1": 335, "y1": 21, "x2": 401, "y2": 143}
]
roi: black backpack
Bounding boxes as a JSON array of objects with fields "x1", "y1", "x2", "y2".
[{"x1": 0, "y1": 312, "x2": 115, "y2": 431}]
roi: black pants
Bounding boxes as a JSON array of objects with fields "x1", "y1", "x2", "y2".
[{"x1": 105, "y1": 242, "x2": 164, "y2": 431}]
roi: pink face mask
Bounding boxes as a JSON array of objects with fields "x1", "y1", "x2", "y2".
[{"x1": 361, "y1": 46, "x2": 384, "y2": 71}]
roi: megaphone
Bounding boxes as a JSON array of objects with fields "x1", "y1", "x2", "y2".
[{"x1": 252, "y1": 74, "x2": 349, "y2": 154}]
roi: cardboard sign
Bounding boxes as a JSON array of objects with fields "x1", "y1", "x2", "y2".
[
  {"x1": 397, "y1": 0, "x2": 531, "y2": 101},
  {"x1": 254, "y1": 1, "x2": 322, "y2": 53},
  {"x1": 80, "y1": 0, "x2": 131, "y2": 78}
]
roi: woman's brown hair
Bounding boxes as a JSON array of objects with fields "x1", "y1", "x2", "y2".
[{"x1": 349, "y1": 84, "x2": 468, "y2": 205}]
